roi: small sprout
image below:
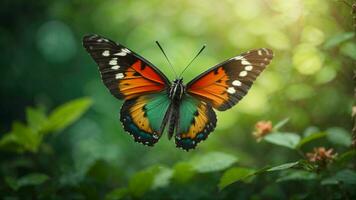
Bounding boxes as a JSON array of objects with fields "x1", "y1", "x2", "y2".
[
  {"x1": 253, "y1": 120, "x2": 273, "y2": 142},
  {"x1": 306, "y1": 147, "x2": 337, "y2": 168}
]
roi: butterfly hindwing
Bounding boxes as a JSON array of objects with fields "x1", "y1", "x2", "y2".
[
  {"x1": 120, "y1": 92, "x2": 171, "y2": 146},
  {"x1": 83, "y1": 34, "x2": 170, "y2": 100},
  {"x1": 186, "y1": 48, "x2": 274, "y2": 111},
  {"x1": 174, "y1": 95, "x2": 217, "y2": 150}
]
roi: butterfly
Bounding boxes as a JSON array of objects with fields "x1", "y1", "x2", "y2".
[{"x1": 83, "y1": 34, "x2": 274, "y2": 151}]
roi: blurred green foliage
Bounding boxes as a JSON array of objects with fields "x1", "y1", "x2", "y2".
[{"x1": 0, "y1": 0, "x2": 355, "y2": 199}]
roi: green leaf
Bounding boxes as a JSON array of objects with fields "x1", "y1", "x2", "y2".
[
  {"x1": 336, "y1": 150, "x2": 356, "y2": 164},
  {"x1": 267, "y1": 161, "x2": 300, "y2": 172},
  {"x1": 303, "y1": 126, "x2": 321, "y2": 137},
  {"x1": 273, "y1": 118, "x2": 289, "y2": 131},
  {"x1": 340, "y1": 42, "x2": 356, "y2": 60},
  {"x1": 264, "y1": 132, "x2": 301, "y2": 149},
  {"x1": 26, "y1": 107, "x2": 47, "y2": 132},
  {"x1": 190, "y1": 152, "x2": 238, "y2": 173},
  {"x1": 172, "y1": 162, "x2": 196, "y2": 183},
  {"x1": 105, "y1": 188, "x2": 129, "y2": 200},
  {"x1": 0, "y1": 132, "x2": 26, "y2": 153},
  {"x1": 152, "y1": 167, "x2": 173, "y2": 189},
  {"x1": 128, "y1": 166, "x2": 160, "y2": 198},
  {"x1": 0, "y1": 122, "x2": 42, "y2": 153},
  {"x1": 43, "y1": 97, "x2": 92, "y2": 133},
  {"x1": 326, "y1": 127, "x2": 352, "y2": 147},
  {"x1": 321, "y1": 170, "x2": 356, "y2": 185},
  {"x1": 323, "y1": 32, "x2": 355, "y2": 49},
  {"x1": 218, "y1": 167, "x2": 255, "y2": 190},
  {"x1": 276, "y1": 170, "x2": 317, "y2": 182},
  {"x1": 296, "y1": 132, "x2": 327, "y2": 148},
  {"x1": 6, "y1": 173, "x2": 49, "y2": 191}
]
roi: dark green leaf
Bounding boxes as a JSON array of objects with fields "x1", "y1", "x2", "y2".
[
  {"x1": 264, "y1": 132, "x2": 300, "y2": 149},
  {"x1": 6, "y1": 173, "x2": 49, "y2": 191},
  {"x1": 323, "y1": 32, "x2": 354, "y2": 49},
  {"x1": 273, "y1": 118, "x2": 289, "y2": 131},
  {"x1": 296, "y1": 132, "x2": 326, "y2": 148},
  {"x1": 335, "y1": 150, "x2": 356, "y2": 164},
  {"x1": 218, "y1": 167, "x2": 255, "y2": 190},
  {"x1": 276, "y1": 170, "x2": 317, "y2": 182},
  {"x1": 321, "y1": 170, "x2": 356, "y2": 185},
  {"x1": 128, "y1": 166, "x2": 160, "y2": 198},
  {"x1": 105, "y1": 188, "x2": 129, "y2": 200},
  {"x1": 326, "y1": 127, "x2": 352, "y2": 147},
  {"x1": 190, "y1": 152, "x2": 238, "y2": 173},
  {"x1": 43, "y1": 97, "x2": 92, "y2": 133}
]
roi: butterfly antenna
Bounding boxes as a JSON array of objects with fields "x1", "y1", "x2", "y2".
[
  {"x1": 179, "y1": 44, "x2": 206, "y2": 78},
  {"x1": 156, "y1": 41, "x2": 178, "y2": 78}
]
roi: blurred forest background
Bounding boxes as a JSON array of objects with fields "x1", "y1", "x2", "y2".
[{"x1": 0, "y1": 0, "x2": 355, "y2": 199}]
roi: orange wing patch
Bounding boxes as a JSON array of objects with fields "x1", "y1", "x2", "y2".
[
  {"x1": 119, "y1": 60, "x2": 166, "y2": 100},
  {"x1": 187, "y1": 67, "x2": 230, "y2": 108},
  {"x1": 187, "y1": 48, "x2": 274, "y2": 111},
  {"x1": 128, "y1": 95, "x2": 153, "y2": 133},
  {"x1": 83, "y1": 34, "x2": 170, "y2": 100}
]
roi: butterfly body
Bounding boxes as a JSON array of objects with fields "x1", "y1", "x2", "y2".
[{"x1": 83, "y1": 34, "x2": 274, "y2": 151}]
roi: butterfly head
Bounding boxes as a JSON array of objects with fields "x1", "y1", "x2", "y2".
[{"x1": 169, "y1": 78, "x2": 185, "y2": 101}]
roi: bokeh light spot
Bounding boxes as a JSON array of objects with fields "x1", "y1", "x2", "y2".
[
  {"x1": 293, "y1": 43, "x2": 323, "y2": 75},
  {"x1": 301, "y1": 26, "x2": 325, "y2": 46},
  {"x1": 37, "y1": 21, "x2": 76, "y2": 63}
]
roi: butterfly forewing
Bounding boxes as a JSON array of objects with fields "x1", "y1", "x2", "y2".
[
  {"x1": 186, "y1": 48, "x2": 274, "y2": 111},
  {"x1": 83, "y1": 34, "x2": 170, "y2": 100}
]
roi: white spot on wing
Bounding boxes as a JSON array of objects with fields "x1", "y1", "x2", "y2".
[
  {"x1": 115, "y1": 48, "x2": 131, "y2": 56},
  {"x1": 241, "y1": 60, "x2": 251, "y2": 65},
  {"x1": 262, "y1": 48, "x2": 269, "y2": 55},
  {"x1": 245, "y1": 65, "x2": 253, "y2": 71},
  {"x1": 109, "y1": 59, "x2": 117, "y2": 65},
  {"x1": 102, "y1": 50, "x2": 110, "y2": 57},
  {"x1": 258, "y1": 50, "x2": 262, "y2": 56},
  {"x1": 115, "y1": 73, "x2": 124, "y2": 79},
  {"x1": 115, "y1": 52, "x2": 126, "y2": 56},
  {"x1": 239, "y1": 71, "x2": 248, "y2": 77},
  {"x1": 111, "y1": 65, "x2": 120, "y2": 70},
  {"x1": 227, "y1": 87, "x2": 236, "y2": 94},
  {"x1": 122, "y1": 48, "x2": 131, "y2": 53},
  {"x1": 232, "y1": 80, "x2": 242, "y2": 86},
  {"x1": 231, "y1": 56, "x2": 243, "y2": 60}
]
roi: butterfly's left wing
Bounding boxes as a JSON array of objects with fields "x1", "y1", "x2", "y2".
[
  {"x1": 174, "y1": 48, "x2": 274, "y2": 150},
  {"x1": 83, "y1": 34, "x2": 172, "y2": 146}
]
